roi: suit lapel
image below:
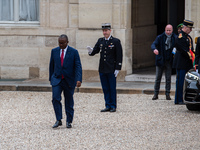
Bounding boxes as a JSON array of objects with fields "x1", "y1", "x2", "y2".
[
  {"x1": 55, "y1": 48, "x2": 61, "y2": 66},
  {"x1": 63, "y1": 46, "x2": 71, "y2": 66}
]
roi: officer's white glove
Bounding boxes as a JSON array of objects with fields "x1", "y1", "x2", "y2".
[
  {"x1": 114, "y1": 70, "x2": 119, "y2": 77},
  {"x1": 87, "y1": 46, "x2": 93, "y2": 54}
]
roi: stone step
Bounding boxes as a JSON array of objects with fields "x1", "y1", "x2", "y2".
[{"x1": 125, "y1": 74, "x2": 176, "y2": 83}]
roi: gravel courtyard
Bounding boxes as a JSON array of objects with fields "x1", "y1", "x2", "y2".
[{"x1": 0, "y1": 91, "x2": 200, "y2": 150}]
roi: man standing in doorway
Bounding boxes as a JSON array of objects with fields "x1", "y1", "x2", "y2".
[
  {"x1": 87, "y1": 23, "x2": 123, "y2": 112},
  {"x1": 151, "y1": 24, "x2": 177, "y2": 100}
]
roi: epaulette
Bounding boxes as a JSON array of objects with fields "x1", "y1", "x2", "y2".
[{"x1": 178, "y1": 33, "x2": 182, "y2": 38}]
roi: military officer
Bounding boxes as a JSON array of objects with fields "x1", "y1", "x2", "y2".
[
  {"x1": 177, "y1": 23, "x2": 183, "y2": 34},
  {"x1": 87, "y1": 23, "x2": 123, "y2": 112},
  {"x1": 173, "y1": 19, "x2": 194, "y2": 105}
]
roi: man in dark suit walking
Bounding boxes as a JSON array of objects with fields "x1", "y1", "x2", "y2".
[
  {"x1": 49, "y1": 34, "x2": 82, "y2": 128},
  {"x1": 87, "y1": 23, "x2": 123, "y2": 112}
]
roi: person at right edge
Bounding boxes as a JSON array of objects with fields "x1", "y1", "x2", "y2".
[
  {"x1": 195, "y1": 37, "x2": 200, "y2": 73},
  {"x1": 173, "y1": 20, "x2": 194, "y2": 105}
]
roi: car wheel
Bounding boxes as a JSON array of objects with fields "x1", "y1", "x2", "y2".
[{"x1": 186, "y1": 104, "x2": 200, "y2": 111}]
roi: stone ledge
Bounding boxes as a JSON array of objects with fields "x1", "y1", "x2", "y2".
[
  {"x1": 17, "y1": 86, "x2": 52, "y2": 92},
  {"x1": 0, "y1": 85, "x2": 17, "y2": 91},
  {"x1": 0, "y1": 84, "x2": 175, "y2": 95}
]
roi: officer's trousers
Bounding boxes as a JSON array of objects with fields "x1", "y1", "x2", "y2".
[
  {"x1": 175, "y1": 69, "x2": 187, "y2": 104},
  {"x1": 99, "y1": 72, "x2": 116, "y2": 109}
]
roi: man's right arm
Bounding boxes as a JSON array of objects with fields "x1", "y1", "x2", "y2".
[
  {"x1": 151, "y1": 36, "x2": 160, "y2": 55},
  {"x1": 88, "y1": 38, "x2": 101, "y2": 56}
]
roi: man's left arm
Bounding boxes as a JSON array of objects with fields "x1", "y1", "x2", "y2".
[
  {"x1": 74, "y1": 50, "x2": 82, "y2": 87},
  {"x1": 114, "y1": 39, "x2": 123, "y2": 77},
  {"x1": 49, "y1": 50, "x2": 54, "y2": 81}
]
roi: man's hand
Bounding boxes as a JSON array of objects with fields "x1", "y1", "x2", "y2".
[
  {"x1": 187, "y1": 52, "x2": 192, "y2": 60},
  {"x1": 87, "y1": 46, "x2": 93, "y2": 54},
  {"x1": 153, "y1": 49, "x2": 159, "y2": 55},
  {"x1": 114, "y1": 70, "x2": 119, "y2": 77},
  {"x1": 76, "y1": 81, "x2": 81, "y2": 87}
]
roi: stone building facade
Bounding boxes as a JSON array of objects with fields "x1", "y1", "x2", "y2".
[{"x1": 0, "y1": 0, "x2": 199, "y2": 81}]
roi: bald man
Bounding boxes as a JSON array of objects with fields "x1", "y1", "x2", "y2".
[{"x1": 151, "y1": 24, "x2": 177, "y2": 100}]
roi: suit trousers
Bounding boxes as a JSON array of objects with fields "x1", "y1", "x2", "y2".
[
  {"x1": 154, "y1": 61, "x2": 172, "y2": 95},
  {"x1": 175, "y1": 69, "x2": 187, "y2": 104},
  {"x1": 52, "y1": 79, "x2": 75, "y2": 123},
  {"x1": 99, "y1": 72, "x2": 116, "y2": 109}
]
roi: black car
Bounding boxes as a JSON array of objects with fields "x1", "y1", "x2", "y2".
[{"x1": 183, "y1": 69, "x2": 200, "y2": 111}]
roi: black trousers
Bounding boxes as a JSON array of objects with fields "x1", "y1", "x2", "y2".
[{"x1": 154, "y1": 61, "x2": 172, "y2": 95}]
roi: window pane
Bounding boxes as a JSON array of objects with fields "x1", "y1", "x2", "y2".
[
  {"x1": 19, "y1": 0, "x2": 39, "y2": 21},
  {"x1": 0, "y1": 0, "x2": 14, "y2": 21}
]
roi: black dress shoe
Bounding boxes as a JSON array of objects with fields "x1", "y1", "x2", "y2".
[
  {"x1": 110, "y1": 108, "x2": 116, "y2": 112},
  {"x1": 100, "y1": 108, "x2": 110, "y2": 112},
  {"x1": 66, "y1": 122, "x2": 72, "y2": 128},
  {"x1": 52, "y1": 120, "x2": 62, "y2": 128},
  {"x1": 166, "y1": 95, "x2": 171, "y2": 100},
  {"x1": 152, "y1": 95, "x2": 158, "y2": 100}
]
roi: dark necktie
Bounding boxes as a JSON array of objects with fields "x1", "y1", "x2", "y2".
[
  {"x1": 105, "y1": 40, "x2": 108, "y2": 44},
  {"x1": 61, "y1": 49, "x2": 64, "y2": 79}
]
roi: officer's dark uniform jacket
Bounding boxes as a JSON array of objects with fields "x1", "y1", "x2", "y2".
[
  {"x1": 195, "y1": 37, "x2": 200, "y2": 73},
  {"x1": 173, "y1": 30, "x2": 194, "y2": 71},
  {"x1": 89, "y1": 36, "x2": 123, "y2": 73}
]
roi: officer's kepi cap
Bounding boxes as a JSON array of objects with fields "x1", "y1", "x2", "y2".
[
  {"x1": 183, "y1": 19, "x2": 194, "y2": 28},
  {"x1": 102, "y1": 23, "x2": 111, "y2": 29}
]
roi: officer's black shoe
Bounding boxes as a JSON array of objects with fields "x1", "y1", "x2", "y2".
[
  {"x1": 52, "y1": 120, "x2": 62, "y2": 128},
  {"x1": 100, "y1": 108, "x2": 110, "y2": 112},
  {"x1": 152, "y1": 95, "x2": 158, "y2": 100},
  {"x1": 66, "y1": 122, "x2": 72, "y2": 128},
  {"x1": 166, "y1": 95, "x2": 171, "y2": 100},
  {"x1": 110, "y1": 108, "x2": 116, "y2": 112}
]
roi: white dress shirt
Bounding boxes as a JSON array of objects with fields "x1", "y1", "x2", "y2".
[{"x1": 60, "y1": 46, "x2": 68, "y2": 58}]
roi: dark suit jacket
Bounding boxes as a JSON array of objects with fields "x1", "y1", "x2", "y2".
[
  {"x1": 49, "y1": 46, "x2": 82, "y2": 88},
  {"x1": 195, "y1": 37, "x2": 200, "y2": 73},
  {"x1": 89, "y1": 36, "x2": 123, "y2": 73},
  {"x1": 151, "y1": 32, "x2": 176, "y2": 66}
]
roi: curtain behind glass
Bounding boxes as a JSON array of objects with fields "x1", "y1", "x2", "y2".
[
  {"x1": 19, "y1": 0, "x2": 39, "y2": 21},
  {"x1": 0, "y1": 0, "x2": 14, "y2": 21}
]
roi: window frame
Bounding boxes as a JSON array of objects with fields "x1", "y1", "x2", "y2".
[{"x1": 0, "y1": 0, "x2": 40, "y2": 26}]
